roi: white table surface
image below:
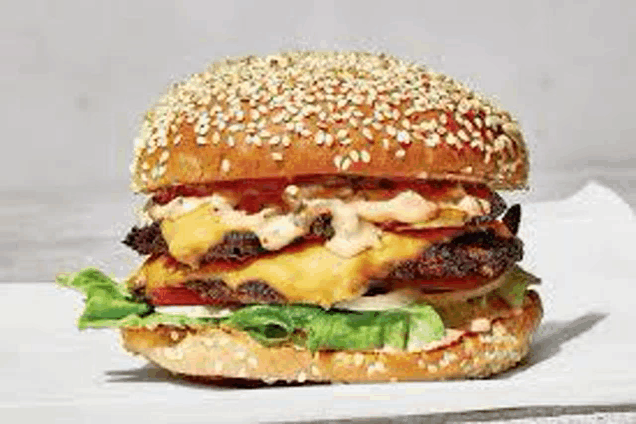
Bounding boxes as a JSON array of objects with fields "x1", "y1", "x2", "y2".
[{"x1": 2, "y1": 181, "x2": 635, "y2": 423}]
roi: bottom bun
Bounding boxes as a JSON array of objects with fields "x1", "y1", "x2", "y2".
[{"x1": 120, "y1": 291, "x2": 542, "y2": 383}]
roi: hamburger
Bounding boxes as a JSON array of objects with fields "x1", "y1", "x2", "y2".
[{"x1": 58, "y1": 51, "x2": 542, "y2": 384}]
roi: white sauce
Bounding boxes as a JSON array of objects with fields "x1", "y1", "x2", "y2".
[
  {"x1": 143, "y1": 186, "x2": 490, "y2": 259},
  {"x1": 154, "y1": 305, "x2": 236, "y2": 318}
]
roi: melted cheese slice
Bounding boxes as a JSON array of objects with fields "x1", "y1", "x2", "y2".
[
  {"x1": 132, "y1": 232, "x2": 433, "y2": 307},
  {"x1": 160, "y1": 204, "x2": 238, "y2": 267}
]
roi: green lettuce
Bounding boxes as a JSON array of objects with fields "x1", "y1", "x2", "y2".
[
  {"x1": 57, "y1": 268, "x2": 153, "y2": 329},
  {"x1": 57, "y1": 268, "x2": 445, "y2": 350},
  {"x1": 495, "y1": 265, "x2": 541, "y2": 307}
]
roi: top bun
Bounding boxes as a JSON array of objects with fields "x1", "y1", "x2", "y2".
[{"x1": 130, "y1": 51, "x2": 528, "y2": 193}]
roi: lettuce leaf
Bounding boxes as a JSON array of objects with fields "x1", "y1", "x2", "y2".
[
  {"x1": 495, "y1": 265, "x2": 541, "y2": 307},
  {"x1": 56, "y1": 269, "x2": 152, "y2": 329},
  {"x1": 57, "y1": 268, "x2": 444, "y2": 350}
]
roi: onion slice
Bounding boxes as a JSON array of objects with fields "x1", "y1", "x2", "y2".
[{"x1": 414, "y1": 268, "x2": 514, "y2": 306}]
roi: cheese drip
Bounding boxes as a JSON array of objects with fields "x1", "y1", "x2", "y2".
[{"x1": 146, "y1": 187, "x2": 489, "y2": 267}]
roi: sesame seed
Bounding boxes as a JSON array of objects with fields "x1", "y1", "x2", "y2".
[
  {"x1": 455, "y1": 113, "x2": 464, "y2": 126},
  {"x1": 386, "y1": 125, "x2": 397, "y2": 136},
  {"x1": 333, "y1": 155, "x2": 343, "y2": 169},
  {"x1": 340, "y1": 137, "x2": 352, "y2": 145},
  {"x1": 141, "y1": 162, "x2": 150, "y2": 171},
  {"x1": 397, "y1": 130, "x2": 410, "y2": 144},
  {"x1": 401, "y1": 119, "x2": 411, "y2": 129},
  {"x1": 382, "y1": 139, "x2": 390, "y2": 150},
  {"x1": 173, "y1": 134, "x2": 182, "y2": 145},
  {"x1": 315, "y1": 131, "x2": 325, "y2": 145},
  {"x1": 494, "y1": 134, "x2": 509, "y2": 151},
  {"x1": 337, "y1": 129, "x2": 348, "y2": 139},
  {"x1": 446, "y1": 133, "x2": 459, "y2": 146},
  {"x1": 272, "y1": 112, "x2": 284, "y2": 124},
  {"x1": 424, "y1": 133, "x2": 440, "y2": 147},
  {"x1": 360, "y1": 149, "x2": 371, "y2": 163},
  {"x1": 420, "y1": 120, "x2": 436, "y2": 131},
  {"x1": 436, "y1": 126, "x2": 447, "y2": 135},
  {"x1": 196, "y1": 136, "x2": 208, "y2": 145},
  {"x1": 395, "y1": 148, "x2": 406, "y2": 158},
  {"x1": 325, "y1": 133, "x2": 334, "y2": 146},
  {"x1": 362, "y1": 128, "x2": 373, "y2": 141},
  {"x1": 458, "y1": 129, "x2": 469, "y2": 141},
  {"x1": 196, "y1": 123, "x2": 209, "y2": 135},
  {"x1": 269, "y1": 135, "x2": 281, "y2": 145},
  {"x1": 349, "y1": 150, "x2": 360, "y2": 162},
  {"x1": 341, "y1": 157, "x2": 352, "y2": 170},
  {"x1": 220, "y1": 158, "x2": 231, "y2": 173},
  {"x1": 282, "y1": 134, "x2": 291, "y2": 147},
  {"x1": 271, "y1": 152, "x2": 283, "y2": 161},
  {"x1": 159, "y1": 150, "x2": 169, "y2": 163},
  {"x1": 252, "y1": 135, "x2": 263, "y2": 146},
  {"x1": 474, "y1": 117, "x2": 483, "y2": 128},
  {"x1": 226, "y1": 135, "x2": 235, "y2": 147},
  {"x1": 297, "y1": 371, "x2": 307, "y2": 383},
  {"x1": 458, "y1": 99, "x2": 470, "y2": 114},
  {"x1": 440, "y1": 114, "x2": 448, "y2": 124},
  {"x1": 212, "y1": 132, "x2": 220, "y2": 145}
]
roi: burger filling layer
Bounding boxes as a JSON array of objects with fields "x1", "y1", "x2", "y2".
[
  {"x1": 57, "y1": 266, "x2": 539, "y2": 353},
  {"x1": 129, "y1": 182, "x2": 496, "y2": 268}
]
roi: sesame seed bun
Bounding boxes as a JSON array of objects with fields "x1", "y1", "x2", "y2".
[
  {"x1": 130, "y1": 51, "x2": 529, "y2": 194},
  {"x1": 120, "y1": 291, "x2": 542, "y2": 383}
]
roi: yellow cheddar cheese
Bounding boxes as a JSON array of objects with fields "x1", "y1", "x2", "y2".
[
  {"x1": 132, "y1": 232, "x2": 433, "y2": 307},
  {"x1": 160, "y1": 204, "x2": 243, "y2": 267},
  {"x1": 159, "y1": 200, "x2": 467, "y2": 268}
]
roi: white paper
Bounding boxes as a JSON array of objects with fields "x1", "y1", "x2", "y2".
[{"x1": 2, "y1": 181, "x2": 635, "y2": 423}]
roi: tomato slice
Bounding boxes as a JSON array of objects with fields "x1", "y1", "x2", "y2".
[{"x1": 149, "y1": 286, "x2": 235, "y2": 306}]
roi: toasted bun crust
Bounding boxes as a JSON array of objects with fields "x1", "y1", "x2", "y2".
[
  {"x1": 120, "y1": 291, "x2": 542, "y2": 383},
  {"x1": 130, "y1": 51, "x2": 528, "y2": 193}
]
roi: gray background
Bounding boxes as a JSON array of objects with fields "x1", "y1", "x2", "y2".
[{"x1": 3, "y1": 0, "x2": 636, "y2": 282}]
